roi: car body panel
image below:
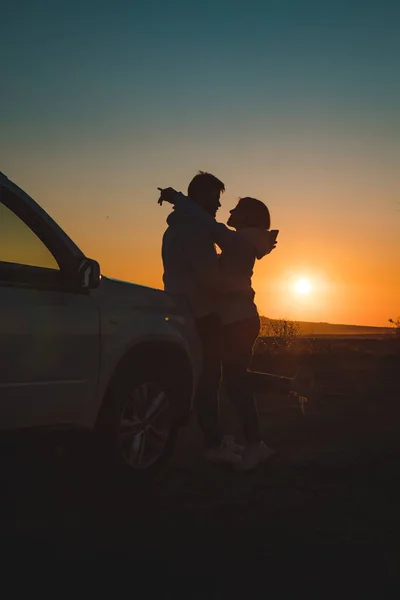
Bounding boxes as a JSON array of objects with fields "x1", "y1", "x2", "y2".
[
  {"x1": 74, "y1": 277, "x2": 201, "y2": 427},
  {"x1": 0, "y1": 172, "x2": 201, "y2": 432},
  {"x1": 0, "y1": 285, "x2": 100, "y2": 429}
]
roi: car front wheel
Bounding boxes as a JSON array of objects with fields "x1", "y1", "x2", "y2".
[
  {"x1": 118, "y1": 380, "x2": 172, "y2": 471},
  {"x1": 96, "y1": 357, "x2": 190, "y2": 479}
]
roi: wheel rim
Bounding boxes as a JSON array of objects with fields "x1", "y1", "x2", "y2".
[{"x1": 119, "y1": 381, "x2": 171, "y2": 470}]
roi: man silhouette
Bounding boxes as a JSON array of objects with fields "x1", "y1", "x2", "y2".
[{"x1": 161, "y1": 171, "x2": 242, "y2": 465}]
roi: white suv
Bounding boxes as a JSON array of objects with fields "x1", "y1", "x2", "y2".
[{"x1": 0, "y1": 172, "x2": 201, "y2": 475}]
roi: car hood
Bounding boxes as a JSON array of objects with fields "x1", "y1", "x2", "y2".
[{"x1": 91, "y1": 276, "x2": 181, "y2": 312}]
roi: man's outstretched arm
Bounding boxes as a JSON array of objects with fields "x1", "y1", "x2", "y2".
[{"x1": 158, "y1": 188, "x2": 235, "y2": 251}]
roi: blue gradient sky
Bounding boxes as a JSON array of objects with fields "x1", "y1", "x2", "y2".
[{"x1": 1, "y1": 0, "x2": 399, "y2": 325}]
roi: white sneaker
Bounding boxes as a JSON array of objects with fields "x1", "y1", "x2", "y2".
[
  {"x1": 236, "y1": 441, "x2": 276, "y2": 471},
  {"x1": 204, "y1": 437, "x2": 243, "y2": 466}
]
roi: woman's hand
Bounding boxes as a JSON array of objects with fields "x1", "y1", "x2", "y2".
[{"x1": 157, "y1": 187, "x2": 178, "y2": 205}]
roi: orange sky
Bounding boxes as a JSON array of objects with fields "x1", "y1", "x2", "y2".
[
  {"x1": 2, "y1": 2, "x2": 399, "y2": 327},
  {"x1": 4, "y1": 146, "x2": 398, "y2": 328}
]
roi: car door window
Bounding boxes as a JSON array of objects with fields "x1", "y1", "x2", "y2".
[{"x1": 0, "y1": 201, "x2": 59, "y2": 270}]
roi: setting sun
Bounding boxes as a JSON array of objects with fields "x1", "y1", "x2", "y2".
[{"x1": 295, "y1": 279, "x2": 312, "y2": 295}]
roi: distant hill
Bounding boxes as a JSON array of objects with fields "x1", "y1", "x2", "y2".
[{"x1": 260, "y1": 317, "x2": 393, "y2": 337}]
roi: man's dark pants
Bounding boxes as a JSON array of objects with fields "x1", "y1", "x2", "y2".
[{"x1": 194, "y1": 314, "x2": 223, "y2": 448}]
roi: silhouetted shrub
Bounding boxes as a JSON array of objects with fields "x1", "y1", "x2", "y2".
[{"x1": 258, "y1": 318, "x2": 301, "y2": 350}]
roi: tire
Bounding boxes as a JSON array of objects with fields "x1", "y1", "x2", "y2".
[{"x1": 96, "y1": 357, "x2": 188, "y2": 480}]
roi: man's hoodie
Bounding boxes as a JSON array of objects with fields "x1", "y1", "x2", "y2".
[
  {"x1": 162, "y1": 209, "x2": 243, "y2": 319},
  {"x1": 162, "y1": 194, "x2": 275, "y2": 324}
]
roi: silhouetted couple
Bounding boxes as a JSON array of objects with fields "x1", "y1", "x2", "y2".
[{"x1": 158, "y1": 172, "x2": 310, "y2": 471}]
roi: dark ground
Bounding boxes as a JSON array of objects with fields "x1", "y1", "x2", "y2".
[{"x1": 1, "y1": 338, "x2": 399, "y2": 590}]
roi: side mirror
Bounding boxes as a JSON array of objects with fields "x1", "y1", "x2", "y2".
[{"x1": 77, "y1": 258, "x2": 101, "y2": 289}]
